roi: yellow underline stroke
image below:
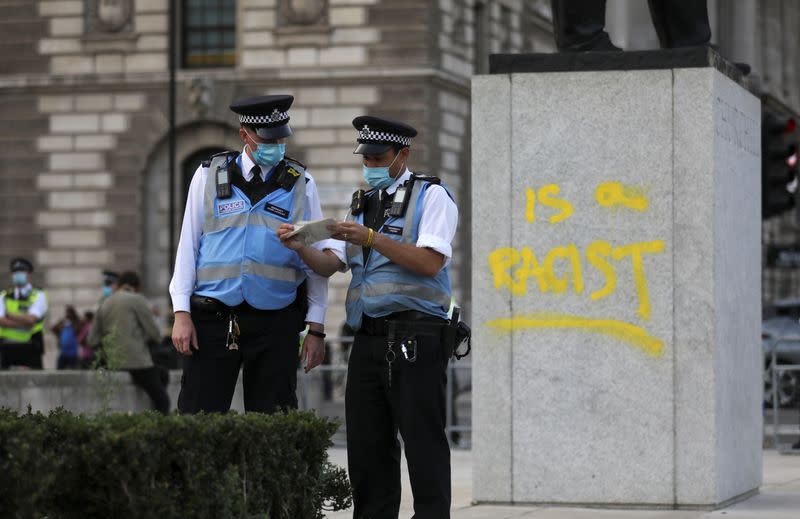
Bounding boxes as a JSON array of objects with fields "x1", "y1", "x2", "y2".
[{"x1": 485, "y1": 313, "x2": 664, "y2": 358}]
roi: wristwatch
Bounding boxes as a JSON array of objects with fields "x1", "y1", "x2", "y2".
[{"x1": 306, "y1": 329, "x2": 326, "y2": 339}]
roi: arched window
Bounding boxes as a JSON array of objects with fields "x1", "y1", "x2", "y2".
[{"x1": 182, "y1": 0, "x2": 236, "y2": 68}]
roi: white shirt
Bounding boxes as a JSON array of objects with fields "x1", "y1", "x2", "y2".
[
  {"x1": 0, "y1": 283, "x2": 48, "y2": 320},
  {"x1": 169, "y1": 147, "x2": 337, "y2": 324},
  {"x1": 329, "y1": 168, "x2": 459, "y2": 270}
]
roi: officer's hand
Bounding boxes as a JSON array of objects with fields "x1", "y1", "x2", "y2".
[
  {"x1": 330, "y1": 221, "x2": 370, "y2": 247},
  {"x1": 172, "y1": 312, "x2": 199, "y2": 356},
  {"x1": 277, "y1": 223, "x2": 304, "y2": 251},
  {"x1": 301, "y1": 333, "x2": 325, "y2": 373}
]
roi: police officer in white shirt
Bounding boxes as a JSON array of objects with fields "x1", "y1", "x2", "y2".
[
  {"x1": 169, "y1": 95, "x2": 337, "y2": 413},
  {"x1": 0, "y1": 257, "x2": 48, "y2": 370},
  {"x1": 278, "y1": 115, "x2": 459, "y2": 518}
]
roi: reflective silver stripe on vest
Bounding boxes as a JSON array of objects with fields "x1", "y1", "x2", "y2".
[
  {"x1": 291, "y1": 166, "x2": 307, "y2": 223},
  {"x1": 196, "y1": 264, "x2": 240, "y2": 281},
  {"x1": 249, "y1": 212, "x2": 284, "y2": 231},
  {"x1": 203, "y1": 155, "x2": 233, "y2": 234},
  {"x1": 243, "y1": 262, "x2": 303, "y2": 283},
  {"x1": 203, "y1": 213, "x2": 247, "y2": 233},
  {"x1": 401, "y1": 180, "x2": 425, "y2": 243},
  {"x1": 196, "y1": 262, "x2": 302, "y2": 283},
  {"x1": 345, "y1": 283, "x2": 451, "y2": 308}
]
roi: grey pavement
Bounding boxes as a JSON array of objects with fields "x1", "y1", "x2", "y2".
[{"x1": 324, "y1": 449, "x2": 800, "y2": 518}]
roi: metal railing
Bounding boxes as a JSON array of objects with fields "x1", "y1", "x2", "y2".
[{"x1": 769, "y1": 337, "x2": 800, "y2": 454}]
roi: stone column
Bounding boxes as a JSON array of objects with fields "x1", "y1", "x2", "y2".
[{"x1": 471, "y1": 48, "x2": 762, "y2": 509}]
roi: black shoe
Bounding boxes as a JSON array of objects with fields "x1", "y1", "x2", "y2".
[{"x1": 560, "y1": 33, "x2": 622, "y2": 53}]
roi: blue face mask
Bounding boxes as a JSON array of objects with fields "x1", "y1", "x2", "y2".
[
  {"x1": 362, "y1": 152, "x2": 403, "y2": 190},
  {"x1": 246, "y1": 132, "x2": 285, "y2": 169},
  {"x1": 102, "y1": 286, "x2": 113, "y2": 298},
  {"x1": 12, "y1": 272, "x2": 28, "y2": 286}
]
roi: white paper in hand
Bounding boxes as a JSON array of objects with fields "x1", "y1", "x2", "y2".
[{"x1": 285, "y1": 218, "x2": 338, "y2": 246}]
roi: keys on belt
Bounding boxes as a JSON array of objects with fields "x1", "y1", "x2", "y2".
[{"x1": 225, "y1": 311, "x2": 240, "y2": 351}]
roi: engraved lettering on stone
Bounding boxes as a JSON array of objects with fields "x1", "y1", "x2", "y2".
[{"x1": 714, "y1": 96, "x2": 758, "y2": 156}]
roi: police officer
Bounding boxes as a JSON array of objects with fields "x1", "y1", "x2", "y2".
[
  {"x1": 101, "y1": 270, "x2": 119, "y2": 300},
  {"x1": 278, "y1": 116, "x2": 459, "y2": 518},
  {"x1": 169, "y1": 95, "x2": 335, "y2": 413},
  {"x1": 0, "y1": 258, "x2": 48, "y2": 370}
]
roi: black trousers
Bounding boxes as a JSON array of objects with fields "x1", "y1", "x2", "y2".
[
  {"x1": 177, "y1": 305, "x2": 302, "y2": 414},
  {"x1": 346, "y1": 321, "x2": 451, "y2": 519},
  {"x1": 129, "y1": 366, "x2": 171, "y2": 414},
  {"x1": 0, "y1": 343, "x2": 43, "y2": 370},
  {"x1": 551, "y1": 0, "x2": 711, "y2": 51}
]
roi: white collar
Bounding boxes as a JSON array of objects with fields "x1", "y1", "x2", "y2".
[
  {"x1": 14, "y1": 283, "x2": 32, "y2": 299},
  {"x1": 385, "y1": 168, "x2": 413, "y2": 195},
  {"x1": 239, "y1": 146, "x2": 264, "y2": 182}
]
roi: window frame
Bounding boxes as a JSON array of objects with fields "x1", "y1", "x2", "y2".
[{"x1": 181, "y1": 0, "x2": 237, "y2": 69}]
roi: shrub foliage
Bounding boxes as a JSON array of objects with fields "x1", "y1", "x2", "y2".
[{"x1": 0, "y1": 409, "x2": 351, "y2": 519}]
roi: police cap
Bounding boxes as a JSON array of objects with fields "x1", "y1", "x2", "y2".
[
  {"x1": 352, "y1": 115, "x2": 417, "y2": 155},
  {"x1": 102, "y1": 270, "x2": 120, "y2": 285},
  {"x1": 230, "y1": 95, "x2": 294, "y2": 140},
  {"x1": 9, "y1": 257, "x2": 33, "y2": 273}
]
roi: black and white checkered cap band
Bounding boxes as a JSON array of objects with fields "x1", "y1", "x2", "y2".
[
  {"x1": 239, "y1": 109, "x2": 289, "y2": 125},
  {"x1": 358, "y1": 125, "x2": 412, "y2": 146}
]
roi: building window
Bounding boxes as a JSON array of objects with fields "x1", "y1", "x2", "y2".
[{"x1": 182, "y1": 0, "x2": 236, "y2": 68}]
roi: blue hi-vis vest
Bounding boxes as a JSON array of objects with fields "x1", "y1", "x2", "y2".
[
  {"x1": 194, "y1": 153, "x2": 307, "y2": 310},
  {"x1": 345, "y1": 178, "x2": 453, "y2": 330}
]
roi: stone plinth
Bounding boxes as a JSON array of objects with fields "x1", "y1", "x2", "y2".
[{"x1": 471, "y1": 48, "x2": 762, "y2": 508}]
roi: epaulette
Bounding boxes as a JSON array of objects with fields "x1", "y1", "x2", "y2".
[
  {"x1": 284, "y1": 155, "x2": 309, "y2": 184},
  {"x1": 284, "y1": 155, "x2": 306, "y2": 170},
  {"x1": 410, "y1": 173, "x2": 441, "y2": 185},
  {"x1": 202, "y1": 150, "x2": 238, "y2": 168}
]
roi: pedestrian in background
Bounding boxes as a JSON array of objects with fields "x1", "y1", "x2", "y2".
[
  {"x1": 76, "y1": 310, "x2": 94, "y2": 368},
  {"x1": 89, "y1": 271, "x2": 170, "y2": 414},
  {"x1": 51, "y1": 305, "x2": 80, "y2": 370}
]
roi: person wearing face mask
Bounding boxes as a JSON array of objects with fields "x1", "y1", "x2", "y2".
[
  {"x1": 277, "y1": 116, "x2": 459, "y2": 519},
  {"x1": 0, "y1": 258, "x2": 48, "y2": 370},
  {"x1": 101, "y1": 270, "x2": 119, "y2": 301},
  {"x1": 169, "y1": 95, "x2": 337, "y2": 414}
]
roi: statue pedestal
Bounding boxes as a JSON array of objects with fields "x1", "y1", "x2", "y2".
[{"x1": 471, "y1": 48, "x2": 762, "y2": 508}]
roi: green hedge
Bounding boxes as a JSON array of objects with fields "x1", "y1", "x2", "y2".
[{"x1": 0, "y1": 409, "x2": 351, "y2": 519}]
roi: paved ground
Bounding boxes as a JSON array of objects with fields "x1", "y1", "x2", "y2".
[{"x1": 324, "y1": 449, "x2": 800, "y2": 518}]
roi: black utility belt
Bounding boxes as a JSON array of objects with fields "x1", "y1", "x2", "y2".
[
  {"x1": 359, "y1": 311, "x2": 447, "y2": 337},
  {"x1": 189, "y1": 295, "x2": 277, "y2": 316}
]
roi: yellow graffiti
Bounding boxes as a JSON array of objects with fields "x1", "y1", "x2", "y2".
[
  {"x1": 526, "y1": 184, "x2": 574, "y2": 223},
  {"x1": 542, "y1": 245, "x2": 583, "y2": 294},
  {"x1": 488, "y1": 240, "x2": 664, "y2": 320},
  {"x1": 585, "y1": 241, "x2": 615, "y2": 300},
  {"x1": 595, "y1": 182, "x2": 648, "y2": 211},
  {"x1": 485, "y1": 312, "x2": 664, "y2": 357},
  {"x1": 525, "y1": 188, "x2": 536, "y2": 222},
  {"x1": 612, "y1": 240, "x2": 664, "y2": 321}
]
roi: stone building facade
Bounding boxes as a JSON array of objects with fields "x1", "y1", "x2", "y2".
[
  {"x1": 0, "y1": 0, "x2": 553, "y2": 364},
  {"x1": 5, "y1": 1, "x2": 797, "y2": 365}
]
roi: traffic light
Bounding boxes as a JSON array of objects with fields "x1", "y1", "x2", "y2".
[{"x1": 762, "y1": 112, "x2": 798, "y2": 219}]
